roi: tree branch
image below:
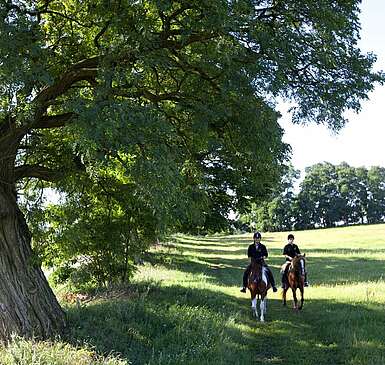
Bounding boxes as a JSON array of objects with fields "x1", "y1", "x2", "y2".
[
  {"x1": 111, "y1": 88, "x2": 181, "y2": 102},
  {"x1": 35, "y1": 68, "x2": 98, "y2": 106},
  {"x1": 34, "y1": 112, "x2": 75, "y2": 129},
  {"x1": 14, "y1": 165, "x2": 59, "y2": 182}
]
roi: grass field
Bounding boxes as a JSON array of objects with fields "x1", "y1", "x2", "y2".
[{"x1": 2, "y1": 224, "x2": 385, "y2": 364}]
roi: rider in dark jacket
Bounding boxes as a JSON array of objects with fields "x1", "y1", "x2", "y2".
[
  {"x1": 240, "y1": 232, "x2": 277, "y2": 293},
  {"x1": 281, "y1": 233, "x2": 309, "y2": 287}
]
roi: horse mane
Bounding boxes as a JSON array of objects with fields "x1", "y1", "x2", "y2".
[
  {"x1": 249, "y1": 258, "x2": 263, "y2": 283},
  {"x1": 290, "y1": 255, "x2": 306, "y2": 275},
  {"x1": 250, "y1": 257, "x2": 263, "y2": 267},
  {"x1": 291, "y1": 254, "x2": 305, "y2": 265}
]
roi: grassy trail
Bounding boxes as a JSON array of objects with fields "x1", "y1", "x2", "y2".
[
  {"x1": 62, "y1": 224, "x2": 385, "y2": 364},
  {"x1": 2, "y1": 224, "x2": 385, "y2": 364}
]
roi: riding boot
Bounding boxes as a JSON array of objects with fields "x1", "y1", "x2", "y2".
[
  {"x1": 266, "y1": 267, "x2": 277, "y2": 292},
  {"x1": 240, "y1": 266, "x2": 250, "y2": 292},
  {"x1": 304, "y1": 272, "x2": 309, "y2": 287}
]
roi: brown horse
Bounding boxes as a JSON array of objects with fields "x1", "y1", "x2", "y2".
[
  {"x1": 282, "y1": 254, "x2": 306, "y2": 310},
  {"x1": 247, "y1": 258, "x2": 271, "y2": 321}
]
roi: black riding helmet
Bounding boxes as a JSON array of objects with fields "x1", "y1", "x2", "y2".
[{"x1": 253, "y1": 232, "x2": 262, "y2": 239}]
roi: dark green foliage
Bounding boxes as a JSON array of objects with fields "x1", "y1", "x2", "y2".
[
  {"x1": 2, "y1": 0, "x2": 383, "y2": 285},
  {"x1": 241, "y1": 162, "x2": 385, "y2": 231},
  {"x1": 239, "y1": 164, "x2": 300, "y2": 232}
]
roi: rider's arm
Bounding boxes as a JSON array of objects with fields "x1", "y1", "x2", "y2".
[
  {"x1": 296, "y1": 245, "x2": 301, "y2": 255},
  {"x1": 262, "y1": 245, "x2": 268, "y2": 259},
  {"x1": 283, "y1": 245, "x2": 291, "y2": 260}
]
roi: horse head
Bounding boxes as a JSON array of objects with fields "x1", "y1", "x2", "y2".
[
  {"x1": 249, "y1": 258, "x2": 263, "y2": 283},
  {"x1": 291, "y1": 254, "x2": 306, "y2": 277}
]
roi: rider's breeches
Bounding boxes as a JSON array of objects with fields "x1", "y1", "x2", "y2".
[
  {"x1": 281, "y1": 263, "x2": 290, "y2": 285},
  {"x1": 265, "y1": 266, "x2": 276, "y2": 287},
  {"x1": 243, "y1": 265, "x2": 251, "y2": 288}
]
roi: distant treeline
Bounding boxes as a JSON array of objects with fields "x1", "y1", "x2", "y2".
[{"x1": 239, "y1": 162, "x2": 385, "y2": 231}]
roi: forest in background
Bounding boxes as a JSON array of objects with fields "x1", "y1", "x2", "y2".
[{"x1": 239, "y1": 162, "x2": 385, "y2": 232}]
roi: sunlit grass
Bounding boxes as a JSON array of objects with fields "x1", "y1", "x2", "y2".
[
  {"x1": 1, "y1": 223, "x2": 385, "y2": 364},
  {"x1": 0, "y1": 336, "x2": 128, "y2": 365}
]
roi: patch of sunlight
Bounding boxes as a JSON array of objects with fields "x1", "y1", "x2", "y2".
[
  {"x1": 126, "y1": 328, "x2": 151, "y2": 346},
  {"x1": 314, "y1": 342, "x2": 338, "y2": 349},
  {"x1": 301, "y1": 282, "x2": 385, "y2": 303},
  {"x1": 294, "y1": 339, "x2": 322, "y2": 350},
  {"x1": 225, "y1": 320, "x2": 255, "y2": 335},
  {"x1": 270, "y1": 320, "x2": 312, "y2": 331},
  {"x1": 353, "y1": 340, "x2": 385, "y2": 350},
  {"x1": 255, "y1": 355, "x2": 283, "y2": 364},
  {"x1": 232, "y1": 322, "x2": 255, "y2": 335},
  {"x1": 134, "y1": 265, "x2": 196, "y2": 284},
  {"x1": 173, "y1": 242, "x2": 243, "y2": 251}
]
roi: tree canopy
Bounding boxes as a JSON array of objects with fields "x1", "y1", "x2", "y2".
[{"x1": 0, "y1": 0, "x2": 383, "y2": 339}]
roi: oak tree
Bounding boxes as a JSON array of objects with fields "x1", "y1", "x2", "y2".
[{"x1": 0, "y1": 0, "x2": 382, "y2": 339}]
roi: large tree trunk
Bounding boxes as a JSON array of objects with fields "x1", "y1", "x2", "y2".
[{"x1": 0, "y1": 138, "x2": 66, "y2": 340}]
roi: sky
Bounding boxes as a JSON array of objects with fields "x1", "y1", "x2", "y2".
[{"x1": 278, "y1": 0, "x2": 385, "y2": 178}]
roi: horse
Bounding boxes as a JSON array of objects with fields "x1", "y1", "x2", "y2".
[
  {"x1": 247, "y1": 258, "x2": 271, "y2": 322},
  {"x1": 282, "y1": 254, "x2": 306, "y2": 310}
]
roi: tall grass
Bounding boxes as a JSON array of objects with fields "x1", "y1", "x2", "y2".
[
  {"x1": 1, "y1": 223, "x2": 385, "y2": 364},
  {"x1": 0, "y1": 335, "x2": 128, "y2": 365}
]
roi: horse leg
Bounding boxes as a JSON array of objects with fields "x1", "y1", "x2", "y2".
[
  {"x1": 291, "y1": 287, "x2": 298, "y2": 310},
  {"x1": 282, "y1": 288, "x2": 287, "y2": 306},
  {"x1": 299, "y1": 286, "x2": 304, "y2": 310},
  {"x1": 251, "y1": 296, "x2": 258, "y2": 318},
  {"x1": 259, "y1": 297, "x2": 265, "y2": 322}
]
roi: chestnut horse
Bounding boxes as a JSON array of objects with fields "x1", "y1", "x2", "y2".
[
  {"x1": 282, "y1": 254, "x2": 306, "y2": 310},
  {"x1": 247, "y1": 258, "x2": 271, "y2": 321}
]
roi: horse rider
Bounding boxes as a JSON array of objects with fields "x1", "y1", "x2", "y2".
[
  {"x1": 281, "y1": 233, "x2": 309, "y2": 288},
  {"x1": 240, "y1": 232, "x2": 278, "y2": 293}
]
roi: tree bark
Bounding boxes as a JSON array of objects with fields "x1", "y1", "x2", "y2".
[
  {"x1": 0, "y1": 138, "x2": 66, "y2": 341},
  {"x1": 0, "y1": 188, "x2": 66, "y2": 340}
]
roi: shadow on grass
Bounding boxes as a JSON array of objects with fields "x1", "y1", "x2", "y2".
[
  {"x1": 303, "y1": 255, "x2": 385, "y2": 286},
  {"x1": 66, "y1": 284, "x2": 255, "y2": 364},
  {"x1": 148, "y1": 241, "x2": 385, "y2": 288},
  {"x1": 175, "y1": 234, "x2": 276, "y2": 245},
  {"x1": 63, "y1": 234, "x2": 385, "y2": 364},
  {"x1": 144, "y1": 250, "x2": 282, "y2": 288},
  {"x1": 65, "y1": 282, "x2": 385, "y2": 365}
]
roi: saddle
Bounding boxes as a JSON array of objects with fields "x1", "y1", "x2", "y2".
[
  {"x1": 281, "y1": 261, "x2": 291, "y2": 274},
  {"x1": 248, "y1": 260, "x2": 264, "y2": 284},
  {"x1": 250, "y1": 268, "x2": 264, "y2": 284}
]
